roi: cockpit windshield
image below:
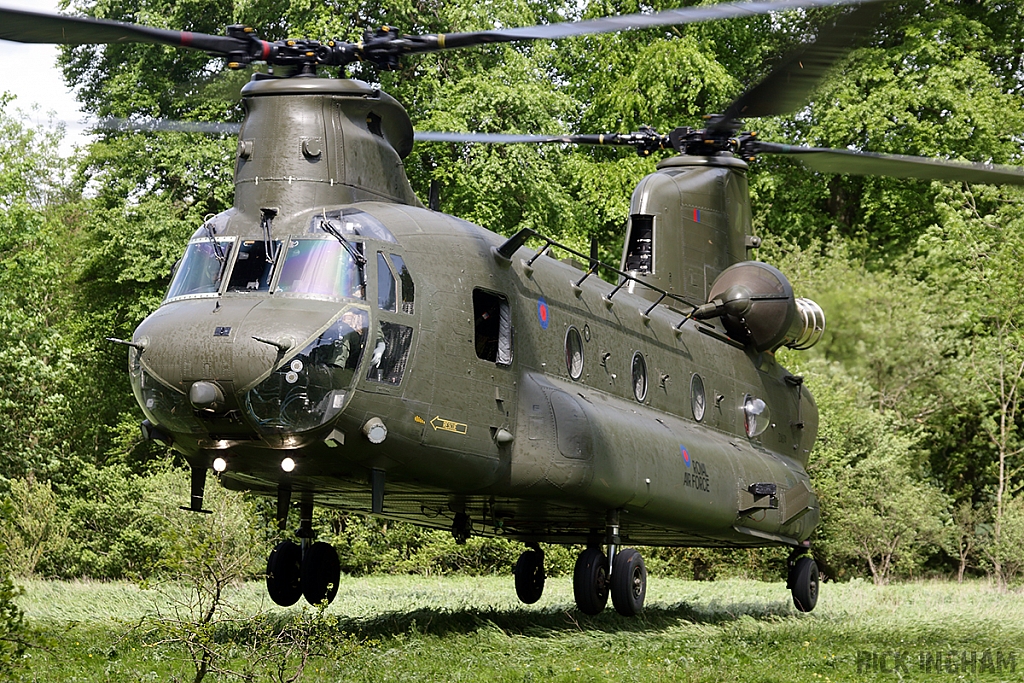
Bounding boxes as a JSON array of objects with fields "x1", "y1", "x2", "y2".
[
  {"x1": 275, "y1": 238, "x2": 365, "y2": 300},
  {"x1": 166, "y1": 237, "x2": 235, "y2": 300}
]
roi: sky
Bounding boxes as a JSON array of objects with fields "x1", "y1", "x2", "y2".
[{"x1": 0, "y1": 0, "x2": 92, "y2": 155}]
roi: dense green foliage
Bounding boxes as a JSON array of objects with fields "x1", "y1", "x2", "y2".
[{"x1": 2, "y1": 0, "x2": 1024, "y2": 603}]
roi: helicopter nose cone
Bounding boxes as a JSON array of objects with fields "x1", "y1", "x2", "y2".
[{"x1": 189, "y1": 381, "x2": 225, "y2": 411}]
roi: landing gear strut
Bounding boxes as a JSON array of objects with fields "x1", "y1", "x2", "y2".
[
  {"x1": 787, "y1": 547, "x2": 819, "y2": 612},
  {"x1": 571, "y1": 510, "x2": 647, "y2": 617},
  {"x1": 265, "y1": 490, "x2": 341, "y2": 607}
]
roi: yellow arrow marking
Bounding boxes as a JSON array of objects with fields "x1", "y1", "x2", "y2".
[
  {"x1": 430, "y1": 416, "x2": 467, "y2": 435},
  {"x1": 414, "y1": 415, "x2": 425, "y2": 424}
]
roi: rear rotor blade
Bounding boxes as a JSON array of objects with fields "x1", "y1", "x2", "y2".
[
  {"x1": 414, "y1": 132, "x2": 576, "y2": 144},
  {"x1": 414, "y1": 129, "x2": 670, "y2": 155},
  {"x1": 710, "y1": 1, "x2": 887, "y2": 131},
  {"x1": 414, "y1": 131, "x2": 657, "y2": 145},
  {"x1": 0, "y1": 6, "x2": 250, "y2": 55},
  {"x1": 754, "y1": 142, "x2": 1024, "y2": 185}
]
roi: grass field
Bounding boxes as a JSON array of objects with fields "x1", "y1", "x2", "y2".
[{"x1": 10, "y1": 574, "x2": 1024, "y2": 682}]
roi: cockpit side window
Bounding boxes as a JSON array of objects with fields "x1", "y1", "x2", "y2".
[
  {"x1": 390, "y1": 254, "x2": 414, "y2": 314},
  {"x1": 473, "y1": 288, "x2": 513, "y2": 366},
  {"x1": 166, "y1": 237, "x2": 235, "y2": 300},
  {"x1": 377, "y1": 252, "x2": 397, "y2": 312},
  {"x1": 227, "y1": 239, "x2": 280, "y2": 292}
]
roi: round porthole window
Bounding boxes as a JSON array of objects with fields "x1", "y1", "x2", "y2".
[
  {"x1": 744, "y1": 395, "x2": 771, "y2": 438},
  {"x1": 565, "y1": 326, "x2": 584, "y2": 380},
  {"x1": 631, "y1": 352, "x2": 647, "y2": 402},
  {"x1": 691, "y1": 374, "x2": 706, "y2": 422}
]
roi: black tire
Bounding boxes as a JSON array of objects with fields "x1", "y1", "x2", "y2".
[
  {"x1": 791, "y1": 556, "x2": 819, "y2": 612},
  {"x1": 573, "y1": 547, "x2": 609, "y2": 616},
  {"x1": 266, "y1": 540, "x2": 302, "y2": 607},
  {"x1": 514, "y1": 549, "x2": 545, "y2": 604},
  {"x1": 301, "y1": 541, "x2": 341, "y2": 605},
  {"x1": 610, "y1": 548, "x2": 647, "y2": 616}
]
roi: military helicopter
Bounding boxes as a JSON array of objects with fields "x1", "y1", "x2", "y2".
[{"x1": 4, "y1": 0, "x2": 1024, "y2": 618}]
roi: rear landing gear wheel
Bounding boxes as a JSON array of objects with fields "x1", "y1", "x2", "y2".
[
  {"x1": 789, "y1": 555, "x2": 819, "y2": 612},
  {"x1": 266, "y1": 540, "x2": 302, "y2": 607},
  {"x1": 573, "y1": 547, "x2": 609, "y2": 615},
  {"x1": 610, "y1": 548, "x2": 647, "y2": 616},
  {"x1": 514, "y1": 548, "x2": 545, "y2": 604},
  {"x1": 301, "y1": 541, "x2": 341, "y2": 605}
]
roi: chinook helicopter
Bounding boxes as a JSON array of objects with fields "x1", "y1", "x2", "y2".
[{"x1": 5, "y1": 0, "x2": 1024, "y2": 618}]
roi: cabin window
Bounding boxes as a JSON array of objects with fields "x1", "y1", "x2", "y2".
[
  {"x1": 275, "y1": 238, "x2": 365, "y2": 300},
  {"x1": 744, "y1": 395, "x2": 771, "y2": 438},
  {"x1": 227, "y1": 239, "x2": 279, "y2": 292},
  {"x1": 624, "y1": 214, "x2": 654, "y2": 274},
  {"x1": 473, "y1": 289, "x2": 513, "y2": 365},
  {"x1": 691, "y1": 374, "x2": 706, "y2": 422},
  {"x1": 377, "y1": 252, "x2": 397, "y2": 312},
  {"x1": 367, "y1": 321, "x2": 413, "y2": 385},
  {"x1": 166, "y1": 237, "x2": 235, "y2": 300},
  {"x1": 390, "y1": 254, "x2": 415, "y2": 314},
  {"x1": 632, "y1": 351, "x2": 648, "y2": 402},
  {"x1": 565, "y1": 326, "x2": 584, "y2": 380}
]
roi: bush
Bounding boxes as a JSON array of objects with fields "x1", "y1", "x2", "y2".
[
  {"x1": 40, "y1": 463, "x2": 169, "y2": 579},
  {"x1": 0, "y1": 474, "x2": 67, "y2": 577},
  {"x1": 0, "y1": 500, "x2": 41, "y2": 678}
]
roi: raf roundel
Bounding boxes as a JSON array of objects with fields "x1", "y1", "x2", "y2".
[
  {"x1": 681, "y1": 445, "x2": 692, "y2": 468},
  {"x1": 537, "y1": 297, "x2": 549, "y2": 329}
]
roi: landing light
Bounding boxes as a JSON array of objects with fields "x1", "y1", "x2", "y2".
[
  {"x1": 281, "y1": 457, "x2": 296, "y2": 473},
  {"x1": 212, "y1": 457, "x2": 227, "y2": 473}
]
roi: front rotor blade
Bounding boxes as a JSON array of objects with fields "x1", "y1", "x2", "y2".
[
  {"x1": 407, "y1": 0, "x2": 884, "y2": 54},
  {"x1": 0, "y1": 6, "x2": 247, "y2": 55},
  {"x1": 95, "y1": 118, "x2": 242, "y2": 134},
  {"x1": 755, "y1": 142, "x2": 1024, "y2": 185},
  {"x1": 711, "y1": 1, "x2": 888, "y2": 130}
]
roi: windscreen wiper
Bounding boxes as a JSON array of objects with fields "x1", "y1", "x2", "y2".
[
  {"x1": 202, "y1": 220, "x2": 227, "y2": 263},
  {"x1": 318, "y1": 218, "x2": 367, "y2": 266}
]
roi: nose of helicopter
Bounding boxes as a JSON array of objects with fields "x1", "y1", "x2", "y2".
[{"x1": 132, "y1": 296, "x2": 347, "y2": 401}]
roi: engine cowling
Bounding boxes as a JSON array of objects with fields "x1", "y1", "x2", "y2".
[{"x1": 700, "y1": 262, "x2": 825, "y2": 352}]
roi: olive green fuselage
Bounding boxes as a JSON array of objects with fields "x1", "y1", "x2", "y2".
[{"x1": 131, "y1": 75, "x2": 820, "y2": 549}]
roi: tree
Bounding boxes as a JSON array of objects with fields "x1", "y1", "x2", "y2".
[
  {"x1": 751, "y1": 1, "x2": 1024, "y2": 256},
  {"x1": 923, "y1": 183, "x2": 1024, "y2": 589},
  {"x1": 0, "y1": 98, "x2": 85, "y2": 480},
  {"x1": 789, "y1": 356, "x2": 946, "y2": 583}
]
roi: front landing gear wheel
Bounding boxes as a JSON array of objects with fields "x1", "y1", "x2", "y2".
[
  {"x1": 301, "y1": 541, "x2": 341, "y2": 605},
  {"x1": 573, "y1": 547, "x2": 609, "y2": 615},
  {"x1": 514, "y1": 548, "x2": 545, "y2": 604},
  {"x1": 267, "y1": 540, "x2": 302, "y2": 607},
  {"x1": 790, "y1": 555, "x2": 819, "y2": 612},
  {"x1": 610, "y1": 548, "x2": 647, "y2": 616}
]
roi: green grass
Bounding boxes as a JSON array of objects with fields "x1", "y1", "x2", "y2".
[{"x1": 11, "y1": 575, "x2": 1024, "y2": 682}]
